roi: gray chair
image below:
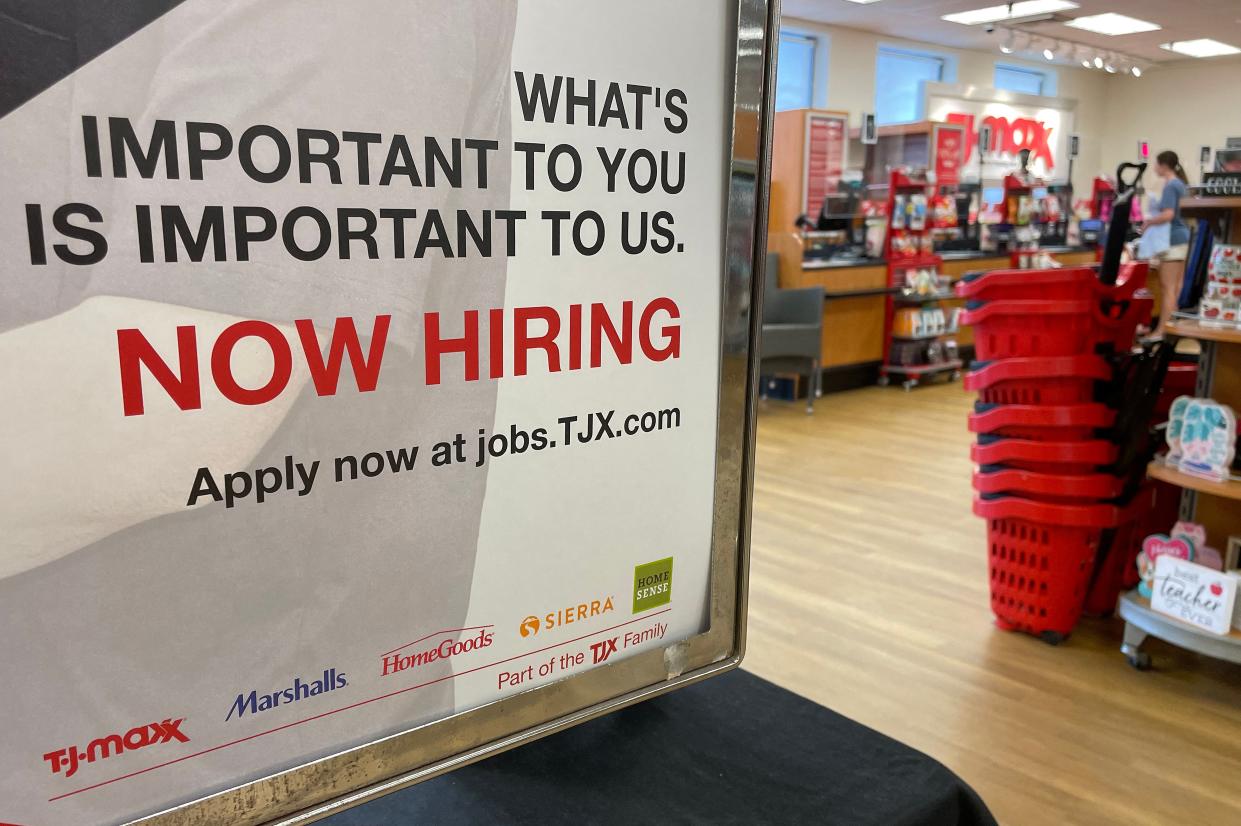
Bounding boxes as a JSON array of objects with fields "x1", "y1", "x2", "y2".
[{"x1": 759, "y1": 252, "x2": 824, "y2": 413}]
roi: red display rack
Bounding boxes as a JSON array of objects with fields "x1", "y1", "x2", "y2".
[
  {"x1": 999, "y1": 173, "x2": 1048, "y2": 269},
  {"x1": 878, "y1": 169, "x2": 959, "y2": 391}
]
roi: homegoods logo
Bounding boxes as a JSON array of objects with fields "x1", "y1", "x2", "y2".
[{"x1": 380, "y1": 627, "x2": 495, "y2": 677}]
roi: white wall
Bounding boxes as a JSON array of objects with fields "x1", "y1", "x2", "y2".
[
  {"x1": 782, "y1": 18, "x2": 1113, "y2": 192},
  {"x1": 1098, "y1": 55, "x2": 1241, "y2": 187}
]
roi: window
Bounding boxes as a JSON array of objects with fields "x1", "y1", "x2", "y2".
[
  {"x1": 875, "y1": 47, "x2": 945, "y2": 125},
  {"x1": 994, "y1": 64, "x2": 1051, "y2": 96},
  {"x1": 776, "y1": 31, "x2": 816, "y2": 111}
]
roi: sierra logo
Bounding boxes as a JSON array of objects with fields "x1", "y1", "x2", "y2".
[
  {"x1": 43, "y1": 719, "x2": 188, "y2": 778},
  {"x1": 518, "y1": 596, "x2": 614, "y2": 637},
  {"x1": 947, "y1": 112, "x2": 1056, "y2": 170},
  {"x1": 227, "y1": 668, "x2": 347, "y2": 721}
]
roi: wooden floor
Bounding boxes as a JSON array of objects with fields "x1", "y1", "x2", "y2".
[{"x1": 743, "y1": 383, "x2": 1241, "y2": 826}]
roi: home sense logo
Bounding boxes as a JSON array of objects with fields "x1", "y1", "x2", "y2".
[
  {"x1": 43, "y1": 719, "x2": 188, "y2": 778},
  {"x1": 381, "y1": 627, "x2": 495, "y2": 676},
  {"x1": 517, "y1": 596, "x2": 614, "y2": 637},
  {"x1": 227, "y1": 668, "x2": 347, "y2": 721},
  {"x1": 633, "y1": 557, "x2": 673, "y2": 613}
]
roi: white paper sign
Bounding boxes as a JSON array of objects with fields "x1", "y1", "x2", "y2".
[
  {"x1": 0, "y1": 1, "x2": 729, "y2": 822},
  {"x1": 1151, "y1": 556, "x2": 1239, "y2": 635}
]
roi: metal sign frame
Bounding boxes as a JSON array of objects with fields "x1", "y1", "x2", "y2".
[{"x1": 134, "y1": 1, "x2": 778, "y2": 823}]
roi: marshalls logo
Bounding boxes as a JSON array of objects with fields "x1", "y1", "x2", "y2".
[{"x1": 519, "y1": 615, "x2": 541, "y2": 637}]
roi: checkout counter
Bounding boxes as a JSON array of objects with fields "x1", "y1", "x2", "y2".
[
  {"x1": 767, "y1": 107, "x2": 1098, "y2": 390},
  {"x1": 768, "y1": 231, "x2": 1098, "y2": 386}
]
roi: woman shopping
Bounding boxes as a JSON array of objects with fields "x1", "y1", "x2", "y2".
[{"x1": 1141, "y1": 150, "x2": 1191, "y2": 336}]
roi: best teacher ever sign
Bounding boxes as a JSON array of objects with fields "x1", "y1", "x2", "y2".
[{"x1": 1151, "y1": 556, "x2": 1241, "y2": 635}]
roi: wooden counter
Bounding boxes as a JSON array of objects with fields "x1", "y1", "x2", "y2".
[
  {"x1": 782, "y1": 261, "x2": 888, "y2": 369},
  {"x1": 768, "y1": 244, "x2": 1099, "y2": 374}
]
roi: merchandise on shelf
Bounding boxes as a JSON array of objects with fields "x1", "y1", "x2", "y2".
[
  {"x1": 908, "y1": 194, "x2": 927, "y2": 231},
  {"x1": 1199, "y1": 244, "x2": 1241, "y2": 328},
  {"x1": 930, "y1": 195, "x2": 957, "y2": 229},
  {"x1": 891, "y1": 195, "x2": 906, "y2": 230},
  {"x1": 1164, "y1": 395, "x2": 1237, "y2": 482}
]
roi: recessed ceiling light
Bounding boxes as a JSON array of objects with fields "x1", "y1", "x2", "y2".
[
  {"x1": 1160, "y1": 39, "x2": 1241, "y2": 58},
  {"x1": 1043, "y1": 46, "x2": 1056, "y2": 60},
  {"x1": 1094, "y1": 55, "x2": 1104, "y2": 68},
  {"x1": 1066, "y1": 13, "x2": 1161, "y2": 36},
  {"x1": 1131, "y1": 66, "x2": 1143, "y2": 77},
  {"x1": 942, "y1": 1, "x2": 1079, "y2": 26}
]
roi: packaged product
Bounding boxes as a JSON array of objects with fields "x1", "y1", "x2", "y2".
[
  {"x1": 909, "y1": 194, "x2": 928, "y2": 231},
  {"x1": 1209, "y1": 245, "x2": 1241, "y2": 280}
]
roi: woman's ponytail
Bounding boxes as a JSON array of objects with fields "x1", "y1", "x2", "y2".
[{"x1": 1157, "y1": 150, "x2": 1189, "y2": 183}]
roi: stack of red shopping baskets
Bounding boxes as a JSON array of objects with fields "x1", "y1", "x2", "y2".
[{"x1": 957, "y1": 264, "x2": 1153, "y2": 643}]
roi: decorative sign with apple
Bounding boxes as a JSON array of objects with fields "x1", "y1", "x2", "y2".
[{"x1": 1150, "y1": 556, "x2": 1238, "y2": 635}]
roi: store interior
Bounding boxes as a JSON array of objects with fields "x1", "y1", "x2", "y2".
[{"x1": 750, "y1": 2, "x2": 1241, "y2": 823}]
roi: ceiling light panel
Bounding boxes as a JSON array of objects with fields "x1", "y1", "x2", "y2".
[
  {"x1": 942, "y1": 1, "x2": 1079, "y2": 26},
  {"x1": 1066, "y1": 13, "x2": 1161, "y2": 36},
  {"x1": 1160, "y1": 39, "x2": 1241, "y2": 58}
]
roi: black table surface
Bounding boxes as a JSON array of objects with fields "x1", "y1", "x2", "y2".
[{"x1": 323, "y1": 668, "x2": 997, "y2": 826}]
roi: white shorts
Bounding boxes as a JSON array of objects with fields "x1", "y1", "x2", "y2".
[{"x1": 1157, "y1": 243, "x2": 1189, "y2": 263}]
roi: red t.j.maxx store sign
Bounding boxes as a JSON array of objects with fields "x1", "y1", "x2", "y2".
[{"x1": 946, "y1": 112, "x2": 1057, "y2": 171}]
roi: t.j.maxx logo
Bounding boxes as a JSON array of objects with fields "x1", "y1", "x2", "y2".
[{"x1": 947, "y1": 112, "x2": 1056, "y2": 170}]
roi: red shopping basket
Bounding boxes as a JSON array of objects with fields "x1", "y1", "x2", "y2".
[
  {"x1": 964, "y1": 355, "x2": 1113, "y2": 406},
  {"x1": 969, "y1": 402, "x2": 1115, "y2": 442},
  {"x1": 971, "y1": 436, "x2": 1117, "y2": 473},
  {"x1": 973, "y1": 467, "x2": 1125, "y2": 501},
  {"x1": 955, "y1": 266, "x2": 1143, "y2": 302},
  {"x1": 963, "y1": 298, "x2": 1151, "y2": 360},
  {"x1": 974, "y1": 495, "x2": 1129, "y2": 640}
]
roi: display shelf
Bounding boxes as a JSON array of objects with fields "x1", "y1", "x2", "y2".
[
  {"x1": 889, "y1": 255, "x2": 941, "y2": 270},
  {"x1": 1165, "y1": 317, "x2": 1241, "y2": 345},
  {"x1": 889, "y1": 169, "x2": 932, "y2": 190},
  {"x1": 893, "y1": 290, "x2": 954, "y2": 304},
  {"x1": 1181, "y1": 196, "x2": 1241, "y2": 212},
  {"x1": 822, "y1": 287, "x2": 900, "y2": 301},
  {"x1": 891, "y1": 329, "x2": 958, "y2": 342},
  {"x1": 882, "y1": 359, "x2": 962, "y2": 376},
  {"x1": 878, "y1": 168, "x2": 958, "y2": 390},
  {"x1": 1118, "y1": 590, "x2": 1241, "y2": 670},
  {"x1": 1147, "y1": 458, "x2": 1241, "y2": 500}
]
